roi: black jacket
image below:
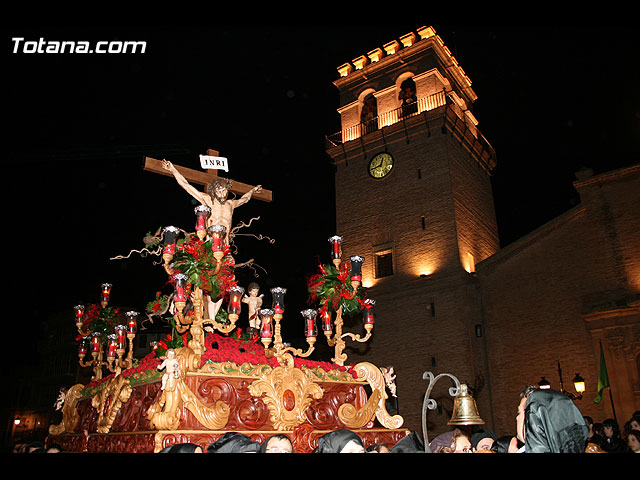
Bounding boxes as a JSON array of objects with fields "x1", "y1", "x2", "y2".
[{"x1": 524, "y1": 389, "x2": 589, "y2": 453}]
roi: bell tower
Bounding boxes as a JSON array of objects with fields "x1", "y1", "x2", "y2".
[{"x1": 326, "y1": 26, "x2": 499, "y2": 433}]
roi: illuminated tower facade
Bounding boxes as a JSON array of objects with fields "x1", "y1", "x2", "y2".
[{"x1": 326, "y1": 26, "x2": 499, "y2": 433}]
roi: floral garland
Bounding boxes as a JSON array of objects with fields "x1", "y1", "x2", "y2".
[{"x1": 307, "y1": 260, "x2": 367, "y2": 317}]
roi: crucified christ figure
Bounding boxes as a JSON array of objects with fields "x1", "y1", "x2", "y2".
[
  {"x1": 161, "y1": 159, "x2": 262, "y2": 244},
  {"x1": 161, "y1": 159, "x2": 262, "y2": 324}
]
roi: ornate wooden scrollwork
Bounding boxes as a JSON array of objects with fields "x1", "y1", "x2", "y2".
[
  {"x1": 147, "y1": 347, "x2": 231, "y2": 430},
  {"x1": 92, "y1": 375, "x2": 133, "y2": 433},
  {"x1": 248, "y1": 364, "x2": 324, "y2": 430},
  {"x1": 49, "y1": 384, "x2": 85, "y2": 436},
  {"x1": 337, "y1": 362, "x2": 404, "y2": 429}
]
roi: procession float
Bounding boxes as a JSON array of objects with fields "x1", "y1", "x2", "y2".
[{"x1": 47, "y1": 155, "x2": 409, "y2": 453}]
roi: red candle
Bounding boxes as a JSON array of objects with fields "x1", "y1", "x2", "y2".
[
  {"x1": 321, "y1": 310, "x2": 332, "y2": 331},
  {"x1": 175, "y1": 285, "x2": 186, "y2": 302},
  {"x1": 162, "y1": 226, "x2": 179, "y2": 255},
  {"x1": 262, "y1": 322, "x2": 273, "y2": 338},
  {"x1": 260, "y1": 309, "x2": 274, "y2": 338},
  {"x1": 271, "y1": 287, "x2": 286, "y2": 315},
  {"x1": 363, "y1": 299, "x2": 375, "y2": 325},
  {"x1": 194, "y1": 206, "x2": 211, "y2": 233},
  {"x1": 301, "y1": 309, "x2": 318, "y2": 338},
  {"x1": 126, "y1": 311, "x2": 138, "y2": 334},
  {"x1": 228, "y1": 286, "x2": 244, "y2": 315},
  {"x1": 74, "y1": 305, "x2": 85, "y2": 322},
  {"x1": 107, "y1": 336, "x2": 118, "y2": 357},
  {"x1": 115, "y1": 325, "x2": 127, "y2": 349},
  {"x1": 78, "y1": 338, "x2": 88, "y2": 355},
  {"x1": 91, "y1": 333, "x2": 102, "y2": 353},
  {"x1": 329, "y1": 236, "x2": 342, "y2": 259},
  {"x1": 100, "y1": 283, "x2": 112, "y2": 307},
  {"x1": 174, "y1": 274, "x2": 188, "y2": 302},
  {"x1": 208, "y1": 225, "x2": 226, "y2": 252}
]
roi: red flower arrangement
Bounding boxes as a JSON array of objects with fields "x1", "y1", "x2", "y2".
[
  {"x1": 307, "y1": 260, "x2": 367, "y2": 318},
  {"x1": 74, "y1": 303, "x2": 126, "y2": 344},
  {"x1": 83, "y1": 330, "x2": 357, "y2": 392}
]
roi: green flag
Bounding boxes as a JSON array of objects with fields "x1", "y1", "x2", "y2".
[{"x1": 594, "y1": 342, "x2": 610, "y2": 404}]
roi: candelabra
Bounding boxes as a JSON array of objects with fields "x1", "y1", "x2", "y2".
[
  {"x1": 74, "y1": 285, "x2": 139, "y2": 380},
  {"x1": 321, "y1": 236, "x2": 374, "y2": 366},
  {"x1": 260, "y1": 288, "x2": 317, "y2": 367},
  {"x1": 160, "y1": 213, "x2": 241, "y2": 356}
]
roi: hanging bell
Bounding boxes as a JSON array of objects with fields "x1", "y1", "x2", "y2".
[{"x1": 448, "y1": 384, "x2": 485, "y2": 426}]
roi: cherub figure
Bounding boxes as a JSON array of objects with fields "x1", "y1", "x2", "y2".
[
  {"x1": 381, "y1": 366, "x2": 397, "y2": 398},
  {"x1": 158, "y1": 349, "x2": 180, "y2": 391},
  {"x1": 242, "y1": 282, "x2": 264, "y2": 334},
  {"x1": 54, "y1": 387, "x2": 68, "y2": 411}
]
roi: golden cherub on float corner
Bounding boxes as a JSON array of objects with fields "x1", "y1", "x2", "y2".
[{"x1": 49, "y1": 154, "x2": 403, "y2": 450}]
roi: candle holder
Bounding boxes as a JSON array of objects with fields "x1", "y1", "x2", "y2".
[
  {"x1": 316, "y1": 246, "x2": 373, "y2": 367},
  {"x1": 227, "y1": 285, "x2": 244, "y2": 323},
  {"x1": 208, "y1": 224, "x2": 227, "y2": 262},
  {"x1": 328, "y1": 235, "x2": 343, "y2": 268},
  {"x1": 260, "y1": 288, "x2": 315, "y2": 367},
  {"x1": 194, "y1": 205, "x2": 211, "y2": 240},
  {"x1": 162, "y1": 226, "x2": 180, "y2": 265},
  {"x1": 100, "y1": 283, "x2": 112, "y2": 308},
  {"x1": 75, "y1": 286, "x2": 139, "y2": 380}
]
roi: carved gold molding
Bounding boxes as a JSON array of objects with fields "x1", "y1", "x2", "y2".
[
  {"x1": 92, "y1": 374, "x2": 133, "y2": 434},
  {"x1": 248, "y1": 364, "x2": 324, "y2": 430},
  {"x1": 338, "y1": 362, "x2": 404, "y2": 429},
  {"x1": 147, "y1": 348, "x2": 231, "y2": 431},
  {"x1": 49, "y1": 384, "x2": 85, "y2": 436}
]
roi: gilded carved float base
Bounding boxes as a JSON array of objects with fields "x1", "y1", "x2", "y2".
[{"x1": 48, "y1": 353, "x2": 409, "y2": 453}]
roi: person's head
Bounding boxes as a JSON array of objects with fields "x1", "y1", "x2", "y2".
[
  {"x1": 247, "y1": 283, "x2": 260, "y2": 296},
  {"x1": 314, "y1": 429, "x2": 365, "y2": 453},
  {"x1": 261, "y1": 434, "x2": 293, "y2": 453},
  {"x1": 452, "y1": 428, "x2": 472, "y2": 453},
  {"x1": 207, "y1": 178, "x2": 233, "y2": 202},
  {"x1": 366, "y1": 442, "x2": 391, "y2": 453},
  {"x1": 602, "y1": 418, "x2": 620, "y2": 439},
  {"x1": 491, "y1": 435, "x2": 518, "y2": 453},
  {"x1": 159, "y1": 442, "x2": 203, "y2": 453},
  {"x1": 628, "y1": 415, "x2": 640, "y2": 432},
  {"x1": 516, "y1": 384, "x2": 538, "y2": 443},
  {"x1": 593, "y1": 422, "x2": 604, "y2": 436},
  {"x1": 627, "y1": 430, "x2": 640, "y2": 453},
  {"x1": 24, "y1": 441, "x2": 45, "y2": 454},
  {"x1": 207, "y1": 432, "x2": 261, "y2": 453},
  {"x1": 471, "y1": 429, "x2": 497, "y2": 452}
]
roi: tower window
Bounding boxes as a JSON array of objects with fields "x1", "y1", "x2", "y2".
[
  {"x1": 360, "y1": 93, "x2": 378, "y2": 135},
  {"x1": 399, "y1": 78, "x2": 418, "y2": 118},
  {"x1": 374, "y1": 249, "x2": 394, "y2": 278}
]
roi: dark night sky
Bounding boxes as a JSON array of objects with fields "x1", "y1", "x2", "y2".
[{"x1": 3, "y1": 22, "x2": 639, "y2": 367}]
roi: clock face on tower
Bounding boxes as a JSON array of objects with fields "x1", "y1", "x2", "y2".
[{"x1": 368, "y1": 152, "x2": 394, "y2": 179}]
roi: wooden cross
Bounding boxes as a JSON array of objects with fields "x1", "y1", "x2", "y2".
[{"x1": 143, "y1": 148, "x2": 273, "y2": 202}]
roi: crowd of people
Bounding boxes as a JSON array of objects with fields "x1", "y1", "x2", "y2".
[{"x1": 10, "y1": 386, "x2": 640, "y2": 454}]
